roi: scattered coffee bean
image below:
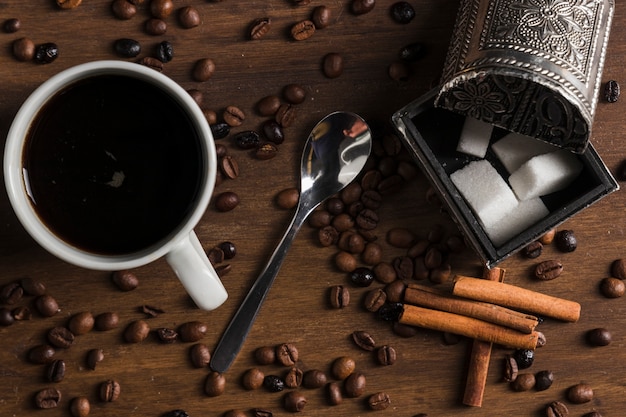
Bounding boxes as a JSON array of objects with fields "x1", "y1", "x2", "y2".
[
  {"x1": 35, "y1": 387, "x2": 62, "y2": 409},
  {"x1": 3, "y1": 18, "x2": 21, "y2": 33},
  {"x1": 283, "y1": 391, "x2": 307, "y2": 412},
  {"x1": 276, "y1": 343, "x2": 298, "y2": 366},
  {"x1": 204, "y1": 371, "x2": 226, "y2": 396},
  {"x1": 100, "y1": 379, "x2": 121, "y2": 402},
  {"x1": 384, "y1": 280, "x2": 406, "y2": 303},
  {"x1": 138, "y1": 56, "x2": 164, "y2": 72},
  {"x1": 257, "y1": 95, "x2": 281, "y2": 116},
  {"x1": 350, "y1": 267, "x2": 375, "y2": 287},
  {"x1": 242, "y1": 367, "x2": 265, "y2": 390},
  {"x1": 0, "y1": 282, "x2": 23, "y2": 305},
  {"x1": 219, "y1": 155, "x2": 240, "y2": 180},
  {"x1": 362, "y1": 242, "x2": 383, "y2": 265},
  {"x1": 356, "y1": 208, "x2": 378, "y2": 230},
  {"x1": 503, "y1": 355, "x2": 518, "y2": 382},
  {"x1": 12, "y1": 37, "x2": 35, "y2": 61},
  {"x1": 329, "y1": 285, "x2": 350, "y2": 308},
  {"x1": 233, "y1": 130, "x2": 261, "y2": 149},
  {"x1": 323, "y1": 52, "x2": 344, "y2": 78},
  {"x1": 599, "y1": 277, "x2": 625, "y2": 298},
  {"x1": 112, "y1": 270, "x2": 139, "y2": 291},
  {"x1": 368, "y1": 392, "x2": 391, "y2": 410},
  {"x1": 145, "y1": 18, "x2": 167, "y2": 35},
  {"x1": 318, "y1": 226, "x2": 338, "y2": 247},
  {"x1": 263, "y1": 374, "x2": 286, "y2": 392},
  {"x1": 399, "y1": 42, "x2": 426, "y2": 62},
  {"x1": 390, "y1": 1, "x2": 415, "y2": 23},
  {"x1": 257, "y1": 142, "x2": 279, "y2": 160},
  {"x1": 35, "y1": 295, "x2": 60, "y2": 317},
  {"x1": 522, "y1": 241, "x2": 543, "y2": 258},
  {"x1": 218, "y1": 241, "x2": 237, "y2": 259},
  {"x1": 178, "y1": 321, "x2": 208, "y2": 342},
  {"x1": 534, "y1": 259, "x2": 563, "y2": 280},
  {"x1": 193, "y1": 58, "x2": 216, "y2": 81},
  {"x1": 150, "y1": 0, "x2": 173, "y2": 18},
  {"x1": 535, "y1": 370, "x2": 554, "y2": 391},
  {"x1": 57, "y1": 0, "x2": 82, "y2": 8},
  {"x1": 70, "y1": 396, "x2": 90, "y2": 417},
  {"x1": 208, "y1": 246, "x2": 225, "y2": 265},
  {"x1": 248, "y1": 17, "x2": 271, "y2": 40},
  {"x1": 45, "y1": 359, "x2": 66, "y2": 382},
  {"x1": 262, "y1": 120, "x2": 285, "y2": 144},
  {"x1": 374, "y1": 262, "x2": 397, "y2": 284},
  {"x1": 68, "y1": 311, "x2": 94, "y2": 335},
  {"x1": 283, "y1": 83, "x2": 307, "y2": 104},
  {"x1": 351, "y1": 0, "x2": 376, "y2": 15},
  {"x1": 513, "y1": 348, "x2": 534, "y2": 369},
  {"x1": 352, "y1": 330, "x2": 376, "y2": 351},
  {"x1": 178, "y1": 6, "x2": 200, "y2": 28},
  {"x1": 302, "y1": 369, "x2": 327, "y2": 389},
  {"x1": 386, "y1": 227, "x2": 415, "y2": 248},
  {"x1": 215, "y1": 191, "x2": 240, "y2": 212},
  {"x1": 223, "y1": 105, "x2": 246, "y2": 127},
  {"x1": 47, "y1": 326, "x2": 75, "y2": 348},
  {"x1": 335, "y1": 251, "x2": 357, "y2": 272},
  {"x1": 155, "y1": 40, "x2": 173, "y2": 63},
  {"x1": 331, "y1": 356, "x2": 356, "y2": 380},
  {"x1": 188, "y1": 343, "x2": 211, "y2": 368},
  {"x1": 211, "y1": 122, "x2": 231, "y2": 139},
  {"x1": 344, "y1": 372, "x2": 366, "y2": 397},
  {"x1": 255, "y1": 346, "x2": 276, "y2": 365},
  {"x1": 364, "y1": 288, "x2": 387, "y2": 312},
  {"x1": 393, "y1": 256, "x2": 413, "y2": 280},
  {"x1": 124, "y1": 320, "x2": 150, "y2": 343},
  {"x1": 284, "y1": 366, "x2": 303, "y2": 388},
  {"x1": 111, "y1": 0, "x2": 136, "y2": 19},
  {"x1": 555, "y1": 229, "x2": 577, "y2": 252},
  {"x1": 156, "y1": 327, "x2": 178, "y2": 343},
  {"x1": 275, "y1": 103, "x2": 297, "y2": 127},
  {"x1": 20, "y1": 277, "x2": 46, "y2": 296},
  {"x1": 312, "y1": 6, "x2": 331, "y2": 29},
  {"x1": 587, "y1": 327, "x2": 611, "y2": 346},
  {"x1": 291, "y1": 20, "x2": 316, "y2": 41},
  {"x1": 605, "y1": 79, "x2": 620, "y2": 103},
  {"x1": 114, "y1": 38, "x2": 141, "y2": 58},
  {"x1": 610, "y1": 258, "x2": 626, "y2": 279},
  {"x1": 94, "y1": 312, "x2": 119, "y2": 330},
  {"x1": 567, "y1": 383, "x2": 593, "y2": 403},
  {"x1": 511, "y1": 373, "x2": 535, "y2": 391},
  {"x1": 326, "y1": 381, "x2": 343, "y2": 405},
  {"x1": 376, "y1": 345, "x2": 397, "y2": 365},
  {"x1": 12, "y1": 306, "x2": 31, "y2": 321},
  {"x1": 86, "y1": 348, "x2": 104, "y2": 370},
  {"x1": 275, "y1": 188, "x2": 299, "y2": 209},
  {"x1": 545, "y1": 400, "x2": 568, "y2": 417}
]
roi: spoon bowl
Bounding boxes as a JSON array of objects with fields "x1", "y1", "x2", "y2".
[{"x1": 210, "y1": 111, "x2": 372, "y2": 373}]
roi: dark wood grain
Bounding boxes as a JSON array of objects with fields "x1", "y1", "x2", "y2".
[{"x1": 1, "y1": 1, "x2": 626, "y2": 416}]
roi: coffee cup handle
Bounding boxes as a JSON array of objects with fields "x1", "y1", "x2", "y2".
[{"x1": 165, "y1": 232, "x2": 228, "y2": 310}]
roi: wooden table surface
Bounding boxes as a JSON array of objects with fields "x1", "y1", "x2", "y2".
[{"x1": 1, "y1": 1, "x2": 626, "y2": 416}]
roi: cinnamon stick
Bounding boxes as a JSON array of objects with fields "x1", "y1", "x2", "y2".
[
  {"x1": 452, "y1": 275, "x2": 581, "y2": 322},
  {"x1": 398, "y1": 304, "x2": 539, "y2": 350},
  {"x1": 404, "y1": 284, "x2": 538, "y2": 334}
]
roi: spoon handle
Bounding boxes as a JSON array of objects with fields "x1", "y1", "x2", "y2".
[{"x1": 210, "y1": 206, "x2": 309, "y2": 373}]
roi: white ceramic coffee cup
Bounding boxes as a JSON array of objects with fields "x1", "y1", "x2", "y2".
[{"x1": 4, "y1": 60, "x2": 228, "y2": 311}]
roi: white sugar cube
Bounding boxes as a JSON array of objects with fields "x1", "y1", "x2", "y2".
[
  {"x1": 491, "y1": 132, "x2": 558, "y2": 173},
  {"x1": 509, "y1": 149, "x2": 583, "y2": 200},
  {"x1": 485, "y1": 198, "x2": 550, "y2": 246},
  {"x1": 456, "y1": 117, "x2": 494, "y2": 158},
  {"x1": 450, "y1": 160, "x2": 519, "y2": 229}
]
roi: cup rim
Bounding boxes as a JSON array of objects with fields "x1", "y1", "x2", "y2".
[{"x1": 4, "y1": 60, "x2": 217, "y2": 270}]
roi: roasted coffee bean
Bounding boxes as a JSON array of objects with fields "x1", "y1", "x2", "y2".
[
  {"x1": 214, "y1": 191, "x2": 240, "y2": 212},
  {"x1": 211, "y1": 122, "x2": 230, "y2": 139},
  {"x1": 178, "y1": 321, "x2": 208, "y2": 342},
  {"x1": 94, "y1": 312, "x2": 119, "y2": 330},
  {"x1": 12, "y1": 306, "x2": 31, "y2": 321},
  {"x1": 0, "y1": 282, "x2": 23, "y2": 305},
  {"x1": 193, "y1": 58, "x2": 216, "y2": 81},
  {"x1": 546, "y1": 401, "x2": 569, "y2": 417},
  {"x1": 390, "y1": 1, "x2": 415, "y2": 23},
  {"x1": 361, "y1": 170, "x2": 382, "y2": 190},
  {"x1": 234, "y1": 130, "x2": 261, "y2": 149},
  {"x1": 587, "y1": 327, "x2": 611, "y2": 346},
  {"x1": 156, "y1": 327, "x2": 178, "y2": 343},
  {"x1": 424, "y1": 247, "x2": 443, "y2": 270},
  {"x1": 513, "y1": 348, "x2": 534, "y2": 369},
  {"x1": 242, "y1": 367, "x2": 265, "y2": 389},
  {"x1": 567, "y1": 383, "x2": 593, "y2": 403},
  {"x1": 291, "y1": 20, "x2": 316, "y2": 41},
  {"x1": 318, "y1": 226, "x2": 339, "y2": 246},
  {"x1": 46, "y1": 359, "x2": 66, "y2": 382},
  {"x1": 400, "y1": 42, "x2": 426, "y2": 63},
  {"x1": 384, "y1": 280, "x2": 406, "y2": 303},
  {"x1": 329, "y1": 285, "x2": 350, "y2": 308},
  {"x1": 100, "y1": 380, "x2": 121, "y2": 402},
  {"x1": 332, "y1": 214, "x2": 355, "y2": 232},
  {"x1": 600, "y1": 277, "x2": 625, "y2": 298},
  {"x1": 68, "y1": 311, "x2": 94, "y2": 335},
  {"x1": 387, "y1": 228, "x2": 414, "y2": 248},
  {"x1": 124, "y1": 320, "x2": 150, "y2": 343},
  {"x1": 111, "y1": 0, "x2": 136, "y2": 19},
  {"x1": 138, "y1": 56, "x2": 164, "y2": 72},
  {"x1": 223, "y1": 105, "x2": 246, "y2": 127},
  {"x1": 155, "y1": 40, "x2": 173, "y2": 63},
  {"x1": 351, "y1": 0, "x2": 376, "y2": 15},
  {"x1": 112, "y1": 270, "x2": 139, "y2": 291},
  {"x1": 34, "y1": 42, "x2": 59, "y2": 64},
  {"x1": 362, "y1": 242, "x2": 383, "y2": 265},
  {"x1": 35, "y1": 388, "x2": 62, "y2": 409},
  {"x1": 284, "y1": 366, "x2": 303, "y2": 388},
  {"x1": 257, "y1": 95, "x2": 281, "y2": 116},
  {"x1": 114, "y1": 38, "x2": 141, "y2": 58},
  {"x1": 338, "y1": 231, "x2": 365, "y2": 253},
  {"x1": 323, "y1": 52, "x2": 343, "y2": 78},
  {"x1": 20, "y1": 277, "x2": 46, "y2": 296},
  {"x1": 219, "y1": 155, "x2": 239, "y2": 180},
  {"x1": 393, "y1": 321, "x2": 418, "y2": 337},
  {"x1": 302, "y1": 369, "x2": 327, "y2": 388},
  {"x1": 368, "y1": 392, "x2": 391, "y2": 410},
  {"x1": 255, "y1": 346, "x2": 276, "y2": 365},
  {"x1": 29, "y1": 345, "x2": 56, "y2": 364},
  {"x1": 605, "y1": 79, "x2": 620, "y2": 103},
  {"x1": 86, "y1": 348, "x2": 104, "y2": 370},
  {"x1": 522, "y1": 241, "x2": 543, "y2": 258},
  {"x1": 218, "y1": 241, "x2": 236, "y2": 259},
  {"x1": 283, "y1": 83, "x2": 307, "y2": 104},
  {"x1": 248, "y1": 17, "x2": 271, "y2": 40},
  {"x1": 356, "y1": 208, "x2": 379, "y2": 230},
  {"x1": 611, "y1": 258, "x2": 626, "y2": 279},
  {"x1": 555, "y1": 229, "x2": 577, "y2": 252},
  {"x1": 275, "y1": 103, "x2": 297, "y2": 127},
  {"x1": 364, "y1": 288, "x2": 386, "y2": 312},
  {"x1": 326, "y1": 197, "x2": 344, "y2": 214},
  {"x1": 539, "y1": 228, "x2": 557, "y2": 244},
  {"x1": 331, "y1": 356, "x2": 356, "y2": 380},
  {"x1": 535, "y1": 370, "x2": 554, "y2": 391},
  {"x1": 312, "y1": 5, "x2": 332, "y2": 29},
  {"x1": 352, "y1": 330, "x2": 376, "y2": 351},
  {"x1": 361, "y1": 190, "x2": 382, "y2": 210},
  {"x1": 252, "y1": 409, "x2": 272, "y2": 417},
  {"x1": 3, "y1": 18, "x2": 21, "y2": 33},
  {"x1": 327, "y1": 381, "x2": 343, "y2": 405},
  {"x1": 511, "y1": 373, "x2": 535, "y2": 391},
  {"x1": 535, "y1": 331, "x2": 547, "y2": 348},
  {"x1": 376, "y1": 345, "x2": 396, "y2": 365},
  {"x1": 350, "y1": 267, "x2": 375, "y2": 287},
  {"x1": 283, "y1": 391, "x2": 307, "y2": 412},
  {"x1": 378, "y1": 174, "x2": 403, "y2": 194},
  {"x1": 429, "y1": 263, "x2": 452, "y2": 284},
  {"x1": 263, "y1": 375, "x2": 285, "y2": 392},
  {"x1": 12, "y1": 37, "x2": 35, "y2": 61},
  {"x1": 189, "y1": 343, "x2": 211, "y2": 368},
  {"x1": 204, "y1": 372, "x2": 226, "y2": 396},
  {"x1": 276, "y1": 343, "x2": 298, "y2": 366},
  {"x1": 56, "y1": 0, "x2": 82, "y2": 8},
  {"x1": 534, "y1": 259, "x2": 563, "y2": 280},
  {"x1": 70, "y1": 396, "x2": 90, "y2": 417},
  {"x1": 374, "y1": 262, "x2": 396, "y2": 284},
  {"x1": 393, "y1": 256, "x2": 414, "y2": 280},
  {"x1": 256, "y1": 142, "x2": 279, "y2": 160},
  {"x1": 262, "y1": 120, "x2": 285, "y2": 144},
  {"x1": 341, "y1": 182, "x2": 362, "y2": 205},
  {"x1": 150, "y1": 0, "x2": 173, "y2": 18},
  {"x1": 309, "y1": 210, "x2": 331, "y2": 228},
  {"x1": 48, "y1": 327, "x2": 75, "y2": 348},
  {"x1": 502, "y1": 355, "x2": 518, "y2": 382},
  {"x1": 35, "y1": 295, "x2": 60, "y2": 317},
  {"x1": 145, "y1": 18, "x2": 167, "y2": 35},
  {"x1": 344, "y1": 372, "x2": 366, "y2": 397},
  {"x1": 215, "y1": 143, "x2": 227, "y2": 158},
  {"x1": 335, "y1": 251, "x2": 357, "y2": 272},
  {"x1": 178, "y1": 6, "x2": 200, "y2": 28}
]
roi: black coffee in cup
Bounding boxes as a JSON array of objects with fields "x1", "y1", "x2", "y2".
[{"x1": 23, "y1": 74, "x2": 204, "y2": 255}]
